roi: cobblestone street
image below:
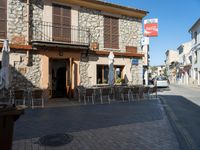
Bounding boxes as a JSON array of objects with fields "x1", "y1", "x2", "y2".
[{"x1": 12, "y1": 100, "x2": 180, "y2": 150}]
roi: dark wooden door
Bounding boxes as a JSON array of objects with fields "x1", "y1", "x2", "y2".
[
  {"x1": 0, "y1": 0, "x2": 7, "y2": 39},
  {"x1": 53, "y1": 4, "x2": 71, "y2": 42},
  {"x1": 104, "y1": 16, "x2": 119, "y2": 49}
]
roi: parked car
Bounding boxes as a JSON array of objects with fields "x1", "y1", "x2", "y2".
[{"x1": 154, "y1": 76, "x2": 169, "y2": 87}]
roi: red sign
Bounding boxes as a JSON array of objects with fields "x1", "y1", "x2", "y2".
[{"x1": 144, "y1": 18, "x2": 158, "y2": 37}]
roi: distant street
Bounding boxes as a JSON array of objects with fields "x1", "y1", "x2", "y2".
[{"x1": 159, "y1": 84, "x2": 200, "y2": 150}]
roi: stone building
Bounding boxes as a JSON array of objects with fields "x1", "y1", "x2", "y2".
[{"x1": 0, "y1": 0, "x2": 147, "y2": 99}]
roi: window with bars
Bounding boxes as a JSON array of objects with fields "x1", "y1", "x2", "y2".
[
  {"x1": 104, "y1": 16, "x2": 119, "y2": 49},
  {"x1": 0, "y1": 0, "x2": 7, "y2": 39}
]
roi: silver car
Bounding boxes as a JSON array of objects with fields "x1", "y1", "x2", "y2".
[{"x1": 154, "y1": 76, "x2": 169, "y2": 87}]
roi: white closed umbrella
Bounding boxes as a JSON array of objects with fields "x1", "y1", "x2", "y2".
[
  {"x1": 0, "y1": 39, "x2": 10, "y2": 90},
  {"x1": 108, "y1": 51, "x2": 115, "y2": 86}
]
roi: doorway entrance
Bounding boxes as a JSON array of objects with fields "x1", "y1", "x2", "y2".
[{"x1": 51, "y1": 59, "x2": 68, "y2": 98}]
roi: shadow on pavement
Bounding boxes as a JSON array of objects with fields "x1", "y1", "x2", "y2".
[
  {"x1": 160, "y1": 95, "x2": 200, "y2": 150},
  {"x1": 14, "y1": 100, "x2": 163, "y2": 140}
]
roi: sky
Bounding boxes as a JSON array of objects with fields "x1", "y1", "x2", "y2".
[{"x1": 104, "y1": 0, "x2": 200, "y2": 66}]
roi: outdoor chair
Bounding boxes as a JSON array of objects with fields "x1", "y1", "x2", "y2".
[
  {"x1": 120, "y1": 87, "x2": 132, "y2": 102},
  {"x1": 83, "y1": 88, "x2": 95, "y2": 104},
  {"x1": 149, "y1": 86, "x2": 157, "y2": 99},
  {"x1": 131, "y1": 87, "x2": 140, "y2": 101},
  {"x1": 100, "y1": 87, "x2": 111, "y2": 104},
  {"x1": 142, "y1": 86, "x2": 150, "y2": 100},
  {"x1": 13, "y1": 90, "x2": 26, "y2": 106},
  {"x1": 30, "y1": 89, "x2": 44, "y2": 108},
  {"x1": 76, "y1": 86, "x2": 86, "y2": 103}
]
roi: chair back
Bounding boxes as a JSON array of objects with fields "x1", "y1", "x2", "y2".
[{"x1": 32, "y1": 89, "x2": 43, "y2": 99}]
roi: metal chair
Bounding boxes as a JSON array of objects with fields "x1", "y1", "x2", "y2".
[
  {"x1": 13, "y1": 90, "x2": 26, "y2": 106},
  {"x1": 100, "y1": 87, "x2": 111, "y2": 104},
  {"x1": 84, "y1": 88, "x2": 95, "y2": 104},
  {"x1": 76, "y1": 86, "x2": 86, "y2": 103},
  {"x1": 131, "y1": 86, "x2": 140, "y2": 101},
  {"x1": 149, "y1": 86, "x2": 157, "y2": 99},
  {"x1": 142, "y1": 86, "x2": 150, "y2": 100},
  {"x1": 120, "y1": 87, "x2": 132, "y2": 102},
  {"x1": 30, "y1": 89, "x2": 44, "y2": 108}
]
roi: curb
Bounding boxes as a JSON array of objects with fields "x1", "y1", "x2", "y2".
[{"x1": 159, "y1": 96, "x2": 196, "y2": 150}]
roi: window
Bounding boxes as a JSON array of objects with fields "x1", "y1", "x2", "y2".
[
  {"x1": 96, "y1": 65, "x2": 124, "y2": 84},
  {"x1": 97, "y1": 65, "x2": 109, "y2": 84},
  {"x1": 194, "y1": 31, "x2": 197, "y2": 44},
  {"x1": 104, "y1": 16, "x2": 119, "y2": 49},
  {"x1": 0, "y1": 0, "x2": 7, "y2": 39},
  {"x1": 115, "y1": 66, "x2": 123, "y2": 81},
  {"x1": 53, "y1": 4, "x2": 71, "y2": 42}
]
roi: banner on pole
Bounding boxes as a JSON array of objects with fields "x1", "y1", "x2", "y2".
[{"x1": 144, "y1": 18, "x2": 158, "y2": 37}]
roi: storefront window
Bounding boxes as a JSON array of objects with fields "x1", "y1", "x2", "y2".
[
  {"x1": 97, "y1": 65, "x2": 109, "y2": 84},
  {"x1": 97, "y1": 65, "x2": 124, "y2": 84}
]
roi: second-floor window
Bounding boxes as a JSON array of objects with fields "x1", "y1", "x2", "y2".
[
  {"x1": 194, "y1": 31, "x2": 197, "y2": 44},
  {"x1": 104, "y1": 16, "x2": 119, "y2": 49},
  {"x1": 53, "y1": 4, "x2": 71, "y2": 42},
  {"x1": 0, "y1": 0, "x2": 7, "y2": 39}
]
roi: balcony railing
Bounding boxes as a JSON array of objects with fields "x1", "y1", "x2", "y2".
[{"x1": 30, "y1": 20, "x2": 90, "y2": 46}]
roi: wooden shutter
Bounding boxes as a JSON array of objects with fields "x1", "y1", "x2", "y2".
[
  {"x1": 0, "y1": 0, "x2": 7, "y2": 39},
  {"x1": 53, "y1": 4, "x2": 71, "y2": 42},
  {"x1": 104, "y1": 16, "x2": 111, "y2": 48},
  {"x1": 104, "y1": 16, "x2": 119, "y2": 49},
  {"x1": 111, "y1": 17, "x2": 119, "y2": 49}
]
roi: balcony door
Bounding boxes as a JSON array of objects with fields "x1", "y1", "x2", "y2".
[
  {"x1": 53, "y1": 4, "x2": 71, "y2": 42},
  {"x1": 0, "y1": 0, "x2": 7, "y2": 39}
]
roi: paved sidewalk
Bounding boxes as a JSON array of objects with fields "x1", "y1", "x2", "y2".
[{"x1": 12, "y1": 100, "x2": 180, "y2": 150}]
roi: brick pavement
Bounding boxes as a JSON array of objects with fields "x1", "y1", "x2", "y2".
[{"x1": 12, "y1": 100, "x2": 180, "y2": 150}]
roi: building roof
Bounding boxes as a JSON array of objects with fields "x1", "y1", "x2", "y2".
[
  {"x1": 64, "y1": 0, "x2": 148, "y2": 18},
  {"x1": 189, "y1": 18, "x2": 200, "y2": 32}
]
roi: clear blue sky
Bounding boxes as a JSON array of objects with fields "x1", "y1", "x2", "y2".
[{"x1": 104, "y1": 0, "x2": 200, "y2": 66}]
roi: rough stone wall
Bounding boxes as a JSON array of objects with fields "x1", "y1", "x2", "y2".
[
  {"x1": 131, "y1": 60, "x2": 143, "y2": 85},
  {"x1": 79, "y1": 7, "x2": 104, "y2": 49},
  {"x1": 7, "y1": 0, "x2": 44, "y2": 43},
  {"x1": 31, "y1": 0, "x2": 44, "y2": 41},
  {"x1": 11, "y1": 52, "x2": 41, "y2": 89},
  {"x1": 79, "y1": 56, "x2": 91, "y2": 87},
  {"x1": 7, "y1": 0, "x2": 27, "y2": 44},
  {"x1": 119, "y1": 16, "x2": 142, "y2": 52}
]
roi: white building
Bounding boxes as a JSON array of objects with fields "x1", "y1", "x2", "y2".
[
  {"x1": 165, "y1": 49, "x2": 179, "y2": 83},
  {"x1": 177, "y1": 41, "x2": 192, "y2": 85},
  {"x1": 189, "y1": 18, "x2": 200, "y2": 86}
]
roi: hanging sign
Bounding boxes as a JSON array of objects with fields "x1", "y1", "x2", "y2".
[{"x1": 144, "y1": 18, "x2": 158, "y2": 37}]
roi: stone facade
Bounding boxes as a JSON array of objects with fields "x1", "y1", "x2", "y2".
[
  {"x1": 7, "y1": 0, "x2": 44, "y2": 43},
  {"x1": 79, "y1": 7, "x2": 142, "y2": 52},
  {"x1": 131, "y1": 60, "x2": 143, "y2": 85},
  {"x1": 119, "y1": 16, "x2": 142, "y2": 52},
  {"x1": 79, "y1": 7, "x2": 104, "y2": 50},
  {"x1": 11, "y1": 52, "x2": 41, "y2": 89},
  {"x1": 31, "y1": 0, "x2": 44, "y2": 41},
  {"x1": 7, "y1": 0, "x2": 27, "y2": 44},
  {"x1": 79, "y1": 56, "x2": 91, "y2": 87},
  {"x1": 79, "y1": 7, "x2": 143, "y2": 85}
]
